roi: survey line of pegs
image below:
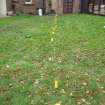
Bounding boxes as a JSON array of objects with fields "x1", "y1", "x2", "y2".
[
  {"x1": 49, "y1": 15, "x2": 58, "y2": 62},
  {"x1": 48, "y1": 15, "x2": 61, "y2": 105}
]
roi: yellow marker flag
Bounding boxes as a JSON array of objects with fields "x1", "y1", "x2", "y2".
[
  {"x1": 51, "y1": 38, "x2": 54, "y2": 42},
  {"x1": 54, "y1": 80, "x2": 58, "y2": 88},
  {"x1": 52, "y1": 31, "x2": 55, "y2": 35},
  {"x1": 55, "y1": 102, "x2": 61, "y2": 105}
]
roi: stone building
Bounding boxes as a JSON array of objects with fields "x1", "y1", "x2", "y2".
[
  {"x1": 0, "y1": 0, "x2": 105, "y2": 16},
  {"x1": 0, "y1": 0, "x2": 81, "y2": 16}
]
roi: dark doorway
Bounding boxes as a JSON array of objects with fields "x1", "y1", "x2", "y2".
[
  {"x1": 42, "y1": 0, "x2": 46, "y2": 14},
  {"x1": 81, "y1": 0, "x2": 89, "y2": 13},
  {"x1": 63, "y1": 0, "x2": 73, "y2": 13}
]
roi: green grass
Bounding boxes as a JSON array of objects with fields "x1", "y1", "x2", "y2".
[{"x1": 0, "y1": 14, "x2": 105, "y2": 105}]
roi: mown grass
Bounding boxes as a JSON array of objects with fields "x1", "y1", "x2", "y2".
[{"x1": 0, "y1": 14, "x2": 105, "y2": 105}]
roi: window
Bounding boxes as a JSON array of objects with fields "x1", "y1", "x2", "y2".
[{"x1": 25, "y1": 0, "x2": 32, "y2": 4}]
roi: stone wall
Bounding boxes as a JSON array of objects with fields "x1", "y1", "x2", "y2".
[
  {"x1": 45, "y1": 0, "x2": 51, "y2": 14},
  {"x1": 51, "y1": 0, "x2": 63, "y2": 14},
  {"x1": 11, "y1": 0, "x2": 48, "y2": 15},
  {"x1": 6, "y1": 0, "x2": 12, "y2": 11}
]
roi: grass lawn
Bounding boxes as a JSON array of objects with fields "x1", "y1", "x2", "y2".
[{"x1": 0, "y1": 14, "x2": 105, "y2": 105}]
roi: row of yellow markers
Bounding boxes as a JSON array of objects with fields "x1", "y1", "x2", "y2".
[{"x1": 49, "y1": 15, "x2": 61, "y2": 105}]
